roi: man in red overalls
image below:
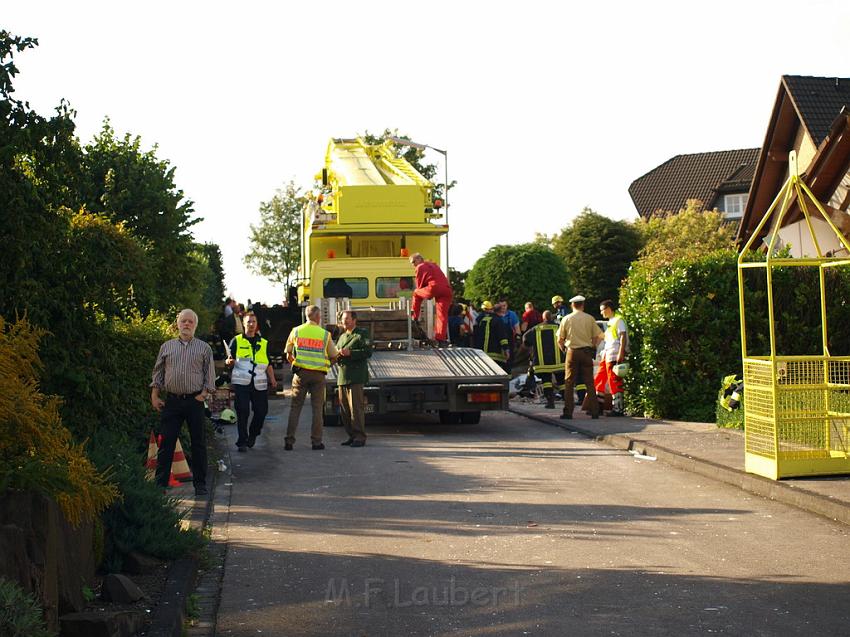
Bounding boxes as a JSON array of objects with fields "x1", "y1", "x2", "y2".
[{"x1": 409, "y1": 252, "x2": 453, "y2": 344}]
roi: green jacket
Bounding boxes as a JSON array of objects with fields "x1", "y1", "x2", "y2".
[{"x1": 335, "y1": 327, "x2": 372, "y2": 386}]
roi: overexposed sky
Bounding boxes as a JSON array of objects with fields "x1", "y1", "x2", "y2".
[{"x1": 6, "y1": 1, "x2": 850, "y2": 303}]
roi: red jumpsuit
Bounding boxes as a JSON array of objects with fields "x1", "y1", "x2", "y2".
[{"x1": 412, "y1": 261, "x2": 452, "y2": 342}]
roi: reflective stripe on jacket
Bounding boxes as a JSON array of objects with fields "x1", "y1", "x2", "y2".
[
  {"x1": 527, "y1": 323, "x2": 563, "y2": 373},
  {"x1": 474, "y1": 313, "x2": 509, "y2": 362},
  {"x1": 231, "y1": 335, "x2": 270, "y2": 390},
  {"x1": 292, "y1": 323, "x2": 331, "y2": 372}
]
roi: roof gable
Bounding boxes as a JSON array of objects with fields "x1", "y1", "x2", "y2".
[
  {"x1": 738, "y1": 76, "x2": 850, "y2": 245},
  {"x1": 784, "y1": 75, "x2": 850, "y2": 146},
  {"x1": 629, "y1": 148, "x2": 760, "y2": 218}
]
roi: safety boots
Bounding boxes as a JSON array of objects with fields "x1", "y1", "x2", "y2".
[{"x1": 543, "y1": 388, "x2": 555, "y2": 409}]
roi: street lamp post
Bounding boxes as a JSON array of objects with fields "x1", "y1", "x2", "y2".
[{"x1": 389, "y1": 137, "x2": 449, "y2": 275}]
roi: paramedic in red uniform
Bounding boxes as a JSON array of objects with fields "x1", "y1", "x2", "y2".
[{"x1": 409, "y1": 252, "x2": 453, "y2": 344}]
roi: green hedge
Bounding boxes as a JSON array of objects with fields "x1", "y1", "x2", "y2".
[
  {"x1": 464, "y1": 243, "x2": 571, "y2": 312},
  {"x1": 620, "y1": 250, "x2": 742, "y2": 422}
]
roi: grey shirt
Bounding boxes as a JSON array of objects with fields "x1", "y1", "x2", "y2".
[{"x1": 150, "y1": 337, "x2": 216, "y2": 395}]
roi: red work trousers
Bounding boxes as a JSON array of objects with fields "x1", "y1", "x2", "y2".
[
  {"x1": 594, "y1": 360, "x2": 624, "y2": 395},
  {"x1": 412, "y1": 283, "x2": 452, "y2": 342}
]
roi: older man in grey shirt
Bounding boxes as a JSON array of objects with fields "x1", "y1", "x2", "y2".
[{"x1": 150, "y1": 308, "x2": 216, "y2": 496}]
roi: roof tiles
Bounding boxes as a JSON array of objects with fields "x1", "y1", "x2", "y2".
[{"x1": 629, "y1": 148, "x2": 760, "y2": 218}]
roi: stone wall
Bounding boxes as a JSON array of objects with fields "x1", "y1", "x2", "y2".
[{"x1": 0, "y1": 491, "x2": 95, "y2": 632}]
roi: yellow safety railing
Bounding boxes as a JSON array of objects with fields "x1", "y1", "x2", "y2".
[{"x1": 738, "y1": 151, "x2": 850, "y2": 479}]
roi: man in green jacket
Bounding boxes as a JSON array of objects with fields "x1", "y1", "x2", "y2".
[{"x1": 336, "y1": 310, "x2": 372, "y2": 447}]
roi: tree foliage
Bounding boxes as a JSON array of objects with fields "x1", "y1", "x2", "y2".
[
  {"x1": 244, "y1": 180, "x2": 305, "y2": 290},
  {"x1": 619, "y1": 250, "x2": 742, "y2": 422},
  {"x1": 464, "y1": 243, "x2": 571, "y2": 311},
  {"x1": 449, "y1": 268, "x2": 469, "y2": 301},
  {"x1": 0, "y1": 29, "x2": 218, "y2": 570},
  {"x1": 81, "y1": 119, "x2": 206, "y2": 315},
  {"x1": 0, "y1": 317, "x2": 118, "y2": 526},
  {"x1": 362, "y1": 128, "x2": 455, "y2": 202},
  {"x1": 547, "y1": 208, "x2": 641, "y2": 314},
  {"x1": 636, "y1": 199, "x2": 736, "y2": 270}
]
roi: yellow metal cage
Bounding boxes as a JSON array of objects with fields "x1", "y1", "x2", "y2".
[{"x1": 738, "y1": 152, "x2": 850, "y2": 479}]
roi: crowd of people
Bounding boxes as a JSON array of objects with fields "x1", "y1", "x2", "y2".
[{"x1": 148, "y1": 254, "x2": 628, "y2": 498}]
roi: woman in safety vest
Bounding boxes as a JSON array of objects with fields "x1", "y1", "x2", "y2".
[{"x1": 226, "y1": 311, "x2": 277, "y2": 452}]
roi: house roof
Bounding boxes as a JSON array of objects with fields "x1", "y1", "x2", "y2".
[
  {"x1": 628, "y1": 148, "x2": 760, "y2": 218},
  {"x1": 784, "y1": 75, "x2": 850, "y2": 146},
  {"x1": 737, "y1": 76, "x2": 850, "y2": 244}
]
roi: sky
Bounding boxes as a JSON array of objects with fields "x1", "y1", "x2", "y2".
[{"x1": 6, "y1": 1, "x2": 850, "y2": 304}]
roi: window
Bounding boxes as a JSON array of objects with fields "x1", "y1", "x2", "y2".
[
  {"x1": 323, "y1": 278, "x2": 368, "y2": 299},
  {"x1": 724, "y1": 193, "x2": 749, "y2": 219},
  {"x1": 376, "y1": 276, "x2": 414, "y2": 298}
]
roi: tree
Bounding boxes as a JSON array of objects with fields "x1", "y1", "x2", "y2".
[
  {"x1": 362, "y1": 129, "x2": 455, "y2": 202},
  {"x1": 197, "y1": 242, "x2": 226, "y2": 314},
  {"x1": 547, "y1": 208, "x2": 641, "y2": 315},
  {"x1": 636, "y1": 199, "x2": 736, "y2": 270},
  {"x1": 449, "y1": 268, "x2": 469, "y2": 301},
  {"x1": 244, "y1": 180, "x2": 305, "y2": 290},
  {"x1": 464, "y1": 243, "x2": 571, "y2": 312}
]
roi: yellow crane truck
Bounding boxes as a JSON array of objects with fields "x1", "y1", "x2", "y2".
[{"x1": 296, "y1": 137, "x2": 509, "y2": 425}]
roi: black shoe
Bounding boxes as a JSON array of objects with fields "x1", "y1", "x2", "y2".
[
  {"x1": 194, "y1": 486, "x2": 208, "y2": 497},
  {"x1": 284, "y1": 442, "x2": 293, "y2": 451},
  {"x1": 312, "y1": 443, "x2": 325, "y2": 450},
  {"x1": 247, "y1": 434, "x2": 257, "y2": 448},
  {"x1": 341, "y1": 439, "x2": 354, "y2": 446},
  {"x1": 560, "y1": 412, "x2": 572, "y2": 420},
  {"x1": 608, "y1": 410, "x2": 625, "y2": 417},
  {"x1": 544, "y1": 402, "x2": 555, "y2": 409},
  {"x1": 237, "y1": 445, "x2": 247, "y2": 453},
  {"x1": 350, "y1": 440, "x2": 366, "y2": 447},
  {"x1": 591, "y1": 414, "x2": 600, "y2": 419}
]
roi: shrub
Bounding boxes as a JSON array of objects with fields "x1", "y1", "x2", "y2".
[
  {"x1": 548, "y1": 208, "x2": 641, "y2": 312},
  {"x1": 619, "y1": 250, "x2": 742, "y2": 422},
  {"x1": 464, "y1": 243, "x2": 571, "y2": 312},
  {"x1": 87, "y1": 430, "x2": 206, "y2": 573},
  {"x1": 0, "y1": 317, "x2": 118, "y2": 526},
  {"x1": 0, "y1": 576, "x2": 55, "y2": 637}
]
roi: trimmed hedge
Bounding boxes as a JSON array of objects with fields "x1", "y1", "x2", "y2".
[
  {"x1": 464, "y1": 243, "x2": 571, "y2": 312},
  {"x1": 619, "y1": 250, "x2": 742, "y2": 422}
]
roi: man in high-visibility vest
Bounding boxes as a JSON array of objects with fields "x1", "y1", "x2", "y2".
[
  {"x1": 284, "y1": 305, "x2": 338, "y2": 450},
  {"x1": 226, "y1": 311, "x2": 277, "y2": 452},
  {"x1": 595, "y1": 299, "x2": 629, "y2": 417},
  {"x1": 474, "y1": 301, "x2": 511, "y2": 372},
  {"x1": 522, "y1": 311, "x2": 564, "y2": 409}
]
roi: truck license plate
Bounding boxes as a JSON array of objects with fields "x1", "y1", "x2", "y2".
[{"x1": 364, "y1": 403, "x2": 375, "y2": 414}]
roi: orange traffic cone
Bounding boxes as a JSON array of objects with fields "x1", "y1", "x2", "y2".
[
  {"x1": 146, "y1": 432, "x2": 194, "y2": 486},
  {"x1": 144, "y1": 431, "x2": 158, "y2": 481},
  {"x1": 170, "y1": 438, "x2": 193, "y2": 484}
]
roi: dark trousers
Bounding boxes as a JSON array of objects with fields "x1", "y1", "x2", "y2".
[
  {"x1": 156, "y1": 396, "x2": 207, "y2": 488},
  {"x1": 339, "y1": 383, "x2": 367, "y2": 442},
  {"x1": 564, "y1": 347, "x2": 599, "y2": 417},
  {"x1": 233, "y1": 383, "x2": 269, "y2": 445}
]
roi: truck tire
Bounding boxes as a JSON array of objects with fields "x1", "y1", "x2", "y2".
[
  {"x1": 438, "y1": 410, "x2": 461, "y2": 425},
  {"x1": 460, "y1": 411, "x2": 481, "y2": 425}
]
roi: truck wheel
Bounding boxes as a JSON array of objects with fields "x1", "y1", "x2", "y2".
[
  {"x1": 438, "y1": 410, "x2": 461, "y2": 424},
  {"x1": 460, "y1": 411, "x2": 481, "y2": 425},
  {"x1": 323, "y1": 413, "x2": 341, "y2": 427}
]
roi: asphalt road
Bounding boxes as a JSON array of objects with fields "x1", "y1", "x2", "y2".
[{"x1": 215, "y1": 403, "x2": 850, "y2": 637}]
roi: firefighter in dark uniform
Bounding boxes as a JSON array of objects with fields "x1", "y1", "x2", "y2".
[
  {"x1": 474, "y1": 301, "x2": 511, "y2": 372},
  {"x1": 522, "y1": 310, "x2": 564, "y2": 408}
]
